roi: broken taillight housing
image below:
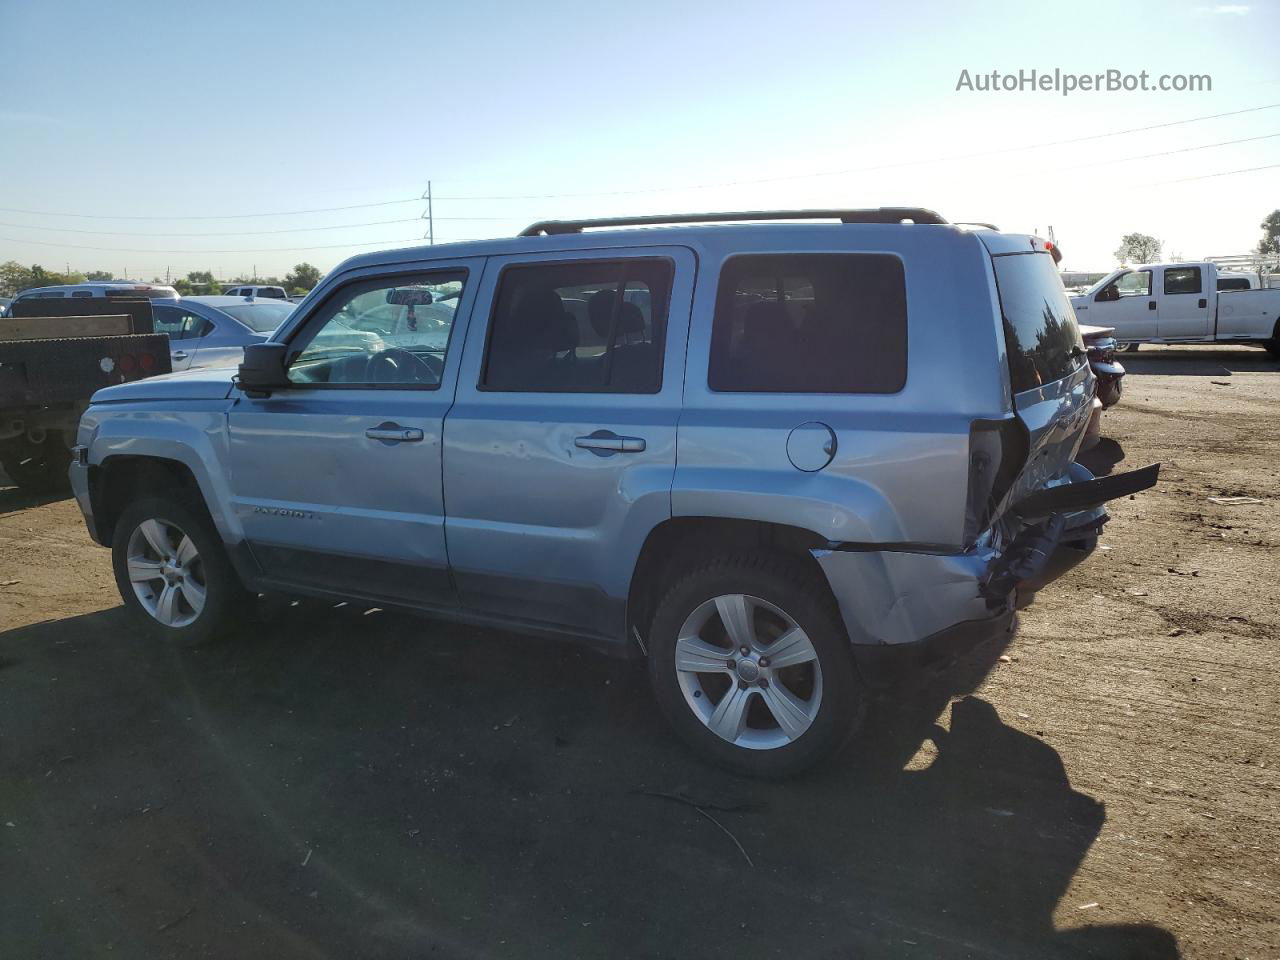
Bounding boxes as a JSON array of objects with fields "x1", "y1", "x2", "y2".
[{"x1": 963, "y1": 417, "x2": 1030, "y2": 545}]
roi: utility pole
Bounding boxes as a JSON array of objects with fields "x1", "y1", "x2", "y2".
[{"x1": 427, "y1": 180, "x2": 434, "y2": 245}]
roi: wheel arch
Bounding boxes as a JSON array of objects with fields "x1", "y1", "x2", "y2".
[{"x1": 625, "y1": 516, "x2": 835, "y2": 652}]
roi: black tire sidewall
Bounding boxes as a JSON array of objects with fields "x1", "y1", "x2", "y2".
[
  {"x1": 647, "y1": 553, "x2": 861, "y2": 778},
  {"x1": 110, "y1": 495, "x2": 248, "y2": 647}
]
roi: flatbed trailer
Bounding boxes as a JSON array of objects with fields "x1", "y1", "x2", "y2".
[{"x1": 0, "y1": 302, "x2": 171, "y2": 493}]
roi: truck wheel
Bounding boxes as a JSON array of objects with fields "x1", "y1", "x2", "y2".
[
  {"x1": 111, "y1": 495, "x2": 252, "y2": 647},
  {"x1": 0, "y1": 431, "x2": 71, "y2": 495},
  {"x1": 647, "y1": 552, "x2": 863, "y2": 778}
]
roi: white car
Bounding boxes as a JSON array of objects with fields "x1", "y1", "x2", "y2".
[
  {"x1": 1071, "y1": 261, "x2": 1280, "y2": 357},
  {"x1": 10, "y1": 281, "x2": 179, "y2": 306},
  {"x1": 222, "y1": 284, "x2": 289, "y2": 300}
]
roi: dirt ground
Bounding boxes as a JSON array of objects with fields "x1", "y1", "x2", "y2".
[{"x1": 1, "y1": 345, "x2": 1277, "y2": 959}]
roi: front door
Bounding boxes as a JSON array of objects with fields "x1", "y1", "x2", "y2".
[
  {"x1": 225, "y1": 260, "x2": 482, "y2": 608},
  {"x1": 1094, "y1": 269, "x2": 1156, "y2": 341},
  {"x1": 1156, "y1": 265, "x2": 1211, "y2": 339},
  {"x1": 442, "y1": 247, "x2": 695, "y2": 641}
]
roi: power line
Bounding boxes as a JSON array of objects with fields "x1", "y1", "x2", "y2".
[
  {"x1": 0, "y1": 196, "x2": 427, "y2": 221},
  {"x1": 2, "y1": 103, "x2": 1276, "y2": 220},
  {"x1": 1157, "y1": 162, "x2": 1280, "y2": 184},
  {"x1": 1063, "y1": 132, "x2": 1280, "y2": 169},
  {"x1": 431, "y1": 103, "x2": 1280, "y2": 199},
  {"x1": 0, "y1": 235, "x2": 448, "y2": 255},
  {"x1": 0, "y1": 215, "x2": 508, "y2": 238}
]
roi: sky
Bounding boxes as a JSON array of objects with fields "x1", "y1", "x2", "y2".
[{"x1": 0, "y1": 0, "x2": 1277, "y2": 281}]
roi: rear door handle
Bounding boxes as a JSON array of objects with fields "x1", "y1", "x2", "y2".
[
  {"x1": 366, "y1": 423, "x2": 424, "y2": 443},
  {"x1": 575, "y1": 431, "x2": 646, "y2": 454},
  {"x1": 1198, "y1": 298, "x2": 1207, "y2": 309},
  {"x1": 171, "y1": 350, "x2": 188, "y2": 361}
]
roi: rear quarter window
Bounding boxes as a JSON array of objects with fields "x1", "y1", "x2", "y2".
[
  {"x1": 708, "y1": 253, "x2": 907, "y2": 393},
  {"x1": 992, "y1": 251, "x2": 1085, "y2": 394}
]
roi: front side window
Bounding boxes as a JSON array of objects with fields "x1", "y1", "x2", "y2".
[
  {"x1": 287, "y1": 271, "x2": 465, "y2": 388},
  {"x1": 1106, "y1": 270, "x2": 1152, "y2": 298},
  {"x1": 708, "y1": 253, "x2": 907, "y2": 393},
  {"x1": 1164, "y1": 267, "x2": 1202, "y2": 295},
  {"x1": 482, "y1": 259, "x2": 671, "y2": 393}
]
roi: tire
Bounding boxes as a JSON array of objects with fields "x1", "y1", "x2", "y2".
[
  {"x1": 0, "y1": 431, "x2": 71, "y2": 495},
  {"x1": 1096, "y1": 376, "x2": 1123, "y2": 409},
  {"x1": 647, "y1": 551, "x2": 863, "y2": 778},
  {"x1": 111, "y1": 494, "x2": 252, "y2": 647},
  {"x1": 1120, "y1": 342, "x2": 1140, "y2": 353},
  {"x1": 1267, "y1": 341, "x2": 1280, "y2": 360}
]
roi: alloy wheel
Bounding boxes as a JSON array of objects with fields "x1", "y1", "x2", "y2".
[
  {"x1": 126, "y1": 518, "x2": 207, "y2": 628},
  {"x1": 674, "y1": 593, "x2": 823, "y2": 750}
]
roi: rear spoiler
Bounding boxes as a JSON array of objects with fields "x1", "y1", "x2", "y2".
[{"x1": 1011, "y1": 463, "x2": 1160, "y2": 521}]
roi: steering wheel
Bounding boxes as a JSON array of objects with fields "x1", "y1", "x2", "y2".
[{"x1": 363, "y1": 347, "x2": 442, "y2": 384}]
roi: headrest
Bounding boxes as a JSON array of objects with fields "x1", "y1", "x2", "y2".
[
  {"x1": 507, "y1": 286, "x2": 576, "y2": 353},
  {"x1": 588, "y1": 289, "x2": 646, "y2": 339}
]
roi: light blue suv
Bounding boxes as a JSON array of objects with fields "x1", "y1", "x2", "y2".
[{"x1": 69, "y1": 209, "x2": 1158, "y2": 776}]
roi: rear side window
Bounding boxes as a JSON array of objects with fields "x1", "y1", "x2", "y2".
[
  {"x1": 1217, "y1": 276, "x2": 1251, "y2": 291},
  {"x1": 993, "y1": 251, "x2": 1085, "y2": 394},
  {"x1": 708, "y1": 253, "x2": 906, "y2": 393},
  {"x1": 1164, "y1": 267, "x2": 1202, "y2": 295},
  {"x1": 482, "y1": 259, "x2": 671, "y2": 393}
]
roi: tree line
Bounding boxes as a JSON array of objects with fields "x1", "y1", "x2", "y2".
[
  {"x1": 1114, "y1": 209, "x2": 1280, "y2": 266},
  {"x1": 0, "y1": 262, "x2": 323, "y2": 298}
]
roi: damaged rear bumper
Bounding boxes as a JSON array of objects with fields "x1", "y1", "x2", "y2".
[{"x1": 813, "y1": 461, "x2": 1159, "y2": 680}]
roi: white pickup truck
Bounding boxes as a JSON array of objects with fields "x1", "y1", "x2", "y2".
[{"x1": 1071, "y1": 262, "x2": 1280, "y2": 357}]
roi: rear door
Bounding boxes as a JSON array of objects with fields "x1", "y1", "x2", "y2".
[
  {"x1": 1156, "y1": 265, "x2": 1211, "y2": 339},
  {"x1": 442, "y1": 246, "x2": 694, "y2": 642},
  {"x1": 990, "y1": 249, "x2": 1094, "y2": 502},
  {"x1": 151, "y1": 303, "x2": 213, "y2": 371}
]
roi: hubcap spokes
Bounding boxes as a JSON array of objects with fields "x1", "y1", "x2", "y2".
[
  {"x1": 674, "y1": 594, "x2": 822, "y2": 750},
  {"x1": 127, "y1": 519, "x2": 206, "y2": 628}
]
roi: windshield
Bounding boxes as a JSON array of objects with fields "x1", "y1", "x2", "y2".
[
  {"x1": 218, "y1": 301, "x2": 295, "y2": 332},
  {"x1": 992, "y1": 251, "x2": 1086, "y2": 394}
]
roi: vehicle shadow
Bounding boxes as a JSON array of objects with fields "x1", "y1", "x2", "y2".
[
  {"x1": 1120, "y1": 347, "x2": 1278, "y2": 377},
  {"x1": 0, "y1": 482, "x2": 70, "y2": 515},
  {"x1": 1078, "y1": 437, "x2": 1126, "y2": 477},
  {"x1": 0, "y1": 604, "x2": 1180, "y2": 959}
]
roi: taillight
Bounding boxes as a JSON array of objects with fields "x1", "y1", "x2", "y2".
[
  {"x1": 963, "y1": 418, "x2": 1030, "y2": 544},
  {"x1": 139, "y1": 353, "x2": 155, "y2": 371},
  {"x1": 118, "y1": 353, "x2": 137, "y2": 374}
]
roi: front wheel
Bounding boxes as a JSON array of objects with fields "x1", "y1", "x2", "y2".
[
  {"x1": 647, "y1": 552, "x2": 863, "y2": 778},
  {"x1": 111, "y1": 495, "x2": 252, "y2": 646}
]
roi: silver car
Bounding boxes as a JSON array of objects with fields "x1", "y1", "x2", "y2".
[
  {"x1": 154, "y1": 296, "x2": 295, "y2": 371},
  {"x1": 70, "y1": 209, "x2": 1158, "y2": 776}
]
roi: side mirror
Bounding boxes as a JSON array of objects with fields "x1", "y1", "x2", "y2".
[
  {"x1": 1095, "y1": 286, "x2": 1119, "y2": 303},
  {"x1": 237, "y1": 342, "x2": 290, "y2": 396}
]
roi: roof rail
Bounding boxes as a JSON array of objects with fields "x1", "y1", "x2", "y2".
[{"x1": 518, "y1": 208, "x2": 949, "y2": 237}]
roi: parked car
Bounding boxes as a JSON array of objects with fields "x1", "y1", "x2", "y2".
[
  {"x1": 1071, "y1": 262, "x2": 1280, "y2": 356},
  {"x1": 0, "y1": 297, "x2": 11, "y2": 317},
  {"x1": 222, "y1": 284, "x2": 288, "y2": 300},
  {"x1": 154, "y1": 296, "x2": 296, "y2": 371},
  {"x1": 9, "y1": 282, "x2": 179, "y2": 307},
  {"x1": 1078, "y1": 324, "x2": 1125, "y2": 450},
  {"x1": 69, "y1": 208, "x2": 1159, "y2": 776}
]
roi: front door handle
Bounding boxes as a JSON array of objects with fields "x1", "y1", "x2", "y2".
[
  {"x1": 1148, "y1": 301, "x2": 1157, "y2": 311},
  {"x1": 575, "y1": 431, "x2": 646, "y2": 454},
  {"x1": 366, "y1": 423, "x2": 424, "y2": 443},
  {"x1": 171, "y1": 350, "x2": 188, "y2": 361}
]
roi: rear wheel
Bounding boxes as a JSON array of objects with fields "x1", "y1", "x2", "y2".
[
  {"x1": 647, "y1": 552, "x2": 862, "y2": 777},
  {"x1": 111, "y1": 495, "x2": 252, "y2": 646},
  {"x1": 0, "y1": 430, "x2": 71, "y2": 495}
]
